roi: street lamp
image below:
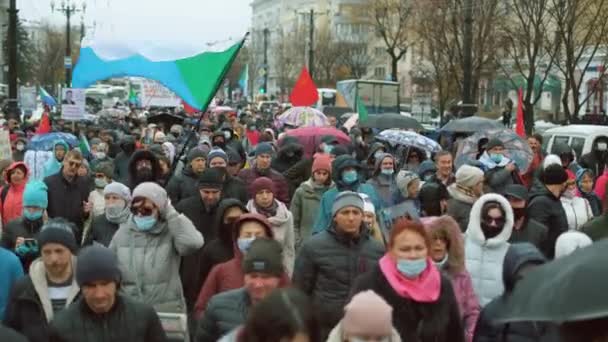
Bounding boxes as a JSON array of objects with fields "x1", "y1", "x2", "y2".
[{"x1": 51, "y1": 0, "x2": 86, "y2": 87}]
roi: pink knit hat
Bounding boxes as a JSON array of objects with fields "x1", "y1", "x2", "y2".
[{"x1": 342, "y1": 290, "x2": 393, "y2": 336}]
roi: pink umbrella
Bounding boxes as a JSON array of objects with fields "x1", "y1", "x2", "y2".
[
  {"x1": 277, "y1": 106, "x2": 328, "y2": 128},
  {"x1": 280, "y1": 126, "x2": 351, "y2": 158}
]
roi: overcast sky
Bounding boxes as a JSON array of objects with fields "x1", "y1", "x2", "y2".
[{"x1": 20, "y1": 0, "x2": 252, "y2": 44}]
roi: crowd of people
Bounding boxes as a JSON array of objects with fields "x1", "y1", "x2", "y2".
[{"x1": 0, "y1": 109, "x2": 607, "y2": 342}]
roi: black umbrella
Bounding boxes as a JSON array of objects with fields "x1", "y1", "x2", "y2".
[
  {"x1": 361, "y1": 113, "x2": 423, "y2": 130},
  {"x1": 495, "y1": 238, "x2": 608, "y2": 323},
  {"x1": 147, "y1": 112, "x2": 185, "y2": 128},
  {"x1": 441, "y1": 116, "x2": 503, "y2": 133}
]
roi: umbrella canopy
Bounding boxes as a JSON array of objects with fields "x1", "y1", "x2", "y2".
[
  {"x1": 210, "y1": 106, "x2": 235, "y2": 114},
  {"x1": 281, "y1": 126, "x2": 350, "y2": 158},
  {"x1": 496, "y1": 239, "x2": 608, "y2": 323},
  {"x1": 455, "y1": 129, "x2": 534, "y2": 173},
  {"x1": 28, "y1": 132, "x2": 79, "y2": 151},
  {"x1": 376, "y1": 129, "x2": 442, "y2": 154},
  {"x1": 360, "y1": 113, "x2": 423, "y2": 130},
  {"x1": 277, "y1": 106, "x2": 329, "y2": 128},
  {"x1": 147, "y1": 113, "x2": 185, "y2": 128},
  {"x1": 441, "y1": 116, "x2": 504, "y2": 133}
]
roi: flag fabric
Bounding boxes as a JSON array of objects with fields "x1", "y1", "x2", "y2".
[
  {"x1": 289, "y1": 67, "x2": 319, "y2": 107},
  {"x1": 128, "y1": 84, "x2": 140, "y2": 106},
  {"x1": 39, "y1": 87, "x2": 57, "y2": 107},
  {"x1": 516, "y1": 88, "x2": 525, "y2": 137},
  {"x1": 238, "y1": 64, "x2": 249, "y2": 98},
  {"x1": 79, "y1": 134, "x2": 91, "y2": 157},
  {"x1": 36, "y1": 112, "x2": 51, "y2": 134},
  {"x1": 72, "y1": 35, "x2": 247, "y2": 110},
  {"x1": 356, "y1": 95, "x2": 369, "y2": 123},
  {"x1": 182, "y1": 99, "x2": 197, "y2": 115}
]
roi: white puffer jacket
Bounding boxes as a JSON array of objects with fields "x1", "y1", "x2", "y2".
[
  {"x1": 464, "y1": 193, "x2": 514, "y2": 307},
  {"x1": 561, "y1": 196, "x2": 594, "y2": 230}
]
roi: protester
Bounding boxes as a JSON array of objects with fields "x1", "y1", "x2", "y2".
[
  {"x1": 294, "y1": 191, "x2": 384, "y2": 339},
  {"x1": 43, "y1": 140, "x2": 68, "y2": 178},
  {"x1": 207, "y1": 147, "x2": 248, "y2": 203},
  {"x1": 12, "y1": 137, "x2": 27, "y2": 162},
  {"x1": 127, "y1": 150, "x2": 162, "y2": 190},
  {"x1": 87, "y1": 162, "x2": 114, "y2": 217},
  {"x1": 478, "y1": 138, "x2": 521, "y2": 194},
  {"x1": 555, "y1": 230, "x2": 593, "y2": 258},
  {"x1": 554, "y1": 143, "x2": 580, "y2": 178},
  {"x1": 522, "y1": 134, "x2": 545, "y2": 188},
  {"x1": 290, "y1": 155, "x2": 334, "y2": 249},
  {"x1": 446, "y1": 164, "x2": 485, "y2": 232},
  {"x1": 4, "y1": 219, "x2": 80, "y2": 342},
  {"x1": 0, "y1": 162, "x2": 29, "y2": 226},
  {"x1": 90, "y1": 142, "x2": 113, "y2": 171},
  {"x1": 238, "y1": 142, "x2": 290, "y2": 205},
  {"x1": 167, "y1": 147, "x2": 207, "y2": 204},
  {"x1": 351, "y1": 218, "x2": 465, "y2": 342},
  {"x1": 503, "y1": 184, "x2": 549, "y2": 257},
  {"x1": 364, "y1": 142, "x2": 388, "y2": 179},
  {"x1": 422, "y1": 215, "x2": 480, "y2": 342},
  {"x1": 48, "y1": 245, "x2": 168, "y2": 342},
  {"x1": 196, "y1": 238, "x2": 289, "y2": 341},
  {"x1": 361, "y1": 194, "x2": 387, "y2": 246},
  {"x1": 561, "y1": 177, "x2": 594, "y2": 230},
  {"x1": 394, "y1": 170, "x2": 421, "y2": 212},
  {"x1": 313, "y1": 155, "x2": 382, "y2": 233},
  {"x1": 44, "y1": 149, "x2": 91, "y2": 243},
  {"x1": 427, "y1": 151, "x2": 455, "y2": 188},
  {"x1": 0, "y1": 246, "x2": 23, "y2": 320},
  {"x1": 109, "y1": 182, "x2": 204, "y2": 315},
  {"x1": 113, "y1": 136, "x2": 136, "y2": 184},
  {"x1": 576, "y1": 168, "x2": 602, "y2": 216},
  {"x1": 0, "y1": 159, "x2": 12, "y2": 188},
  {"x1": 246, "y1": 177, "x2": 295, "y2": 276},
  {"x1": 465, "y1": 193, "x2": 514, "y2": 306},
  {"x1": 419, "y1": 182, "x2": 450, "y2": 217},
  {"x1": 366, "y1": 153, "x2": 399, "y2": 207},
  {"x1": 473, "y1": 243, "x2": 560, "y2": 341},
  {"x1": 527, "y1": 163, "x2": 569, "y2": 258},
  {"x1": 580, "y1": 137, "x2": 608, "y2": 180},
  {"x1": 83, "y1": 182, "x2": 131, "y2": 247}
]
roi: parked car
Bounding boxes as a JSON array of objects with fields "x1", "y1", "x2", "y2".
[{"x1": 542, "y1": 125, "x2": 608, "y2": 158}]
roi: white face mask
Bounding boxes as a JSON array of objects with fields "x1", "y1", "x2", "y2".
[
  {"x1": 597, "y1": 142, "x2": 608, "y2": 151},
  {"x1": 16, "y1": 143, "x2": 25, "y2": 151}
]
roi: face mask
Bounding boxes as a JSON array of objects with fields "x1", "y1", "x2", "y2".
[
  {"x1": 381, "y1": 168, "x2": 394, "y2": 176},
  {"x1": 95, "y1": 152, "x2": 106, "y2": 160},
  {"x1": 133, "y1": 215, "x2": 157, "y2": 231},
  {"x1": 323, "y1": 144, "x2": 333, "y2": 154},
  {"x1": 563, "y1": 188, "x2": 577, "y2": 199},
  {"x1": 224, "y1": 131, "x2": 231, "y2": 139},
  {"x1": 105, "y1": 202, "x2": 129, "y2": 222},
  {"x1": 374, "y1": 151, "x2": 384, "y2": 159},
  {"x1": 342, "y1": 170, "x2": 358, "y2": 184},
  {"x1": 237, "y1": 237, "x2": 255, "y2": 254},
  {"x1": 94, "y1": 178, "x2": 108, "y2": 189},
  {"x1": 434, "y1": 254, "x2": 449, "y2": 268},
  {"x1": 16, "y1": 143, "x2": 24, "y2": 151},
  {"x1": 481, "y1": 223, "x2": 502, "y2": 239},
  {"x1": 490, "y1": 153, "x2": 503, "y2": 164},
  {"x1": 23, "y1": 210, "x2": 43, "y2": 221},
  {"x1": 397, "y1": 258, "x2": 427, "y2": 278},
  {"x1": 597, "y1": 142, "x2": 608, "y2": 151},
  {"x1": 512, "y1": 207, "x2": 526, "y2": 221}
]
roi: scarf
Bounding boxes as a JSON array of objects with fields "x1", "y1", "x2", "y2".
[
  {"x1": 255, "y1": 200, "x2": 278, "y2": 218},
  {"x1": 106, "y1": 206, "x2": 131, "y2": 224},
  {"x1": 379, "y1": 254, "x2": 441, "y2": 302}
]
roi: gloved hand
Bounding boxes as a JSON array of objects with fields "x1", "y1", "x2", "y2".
[{"x1": 160, "y1": 201, "x2": 178, "y2": 221}]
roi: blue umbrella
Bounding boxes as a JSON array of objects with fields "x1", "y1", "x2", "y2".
[{"x1": 28, "y1": 132, "x2": 79, "y2": 151}]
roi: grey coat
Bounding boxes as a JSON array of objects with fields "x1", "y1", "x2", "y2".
[
  {"x1": 195, "y1": 288, "x2": 249, "y2": 342},
  {"x1": 290, "y1": 179, "x2": 334, "y2": 249},
  {"x1": 109, "y1": 207, "x2": 204, "y2": 314},
  {"x1": 447, "y1": 184, "x2": 478, "y2": 233}
]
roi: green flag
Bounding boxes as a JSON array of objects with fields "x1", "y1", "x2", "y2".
[{"x1": 357, "y1": 95, "x2": 368, "y2": 122}]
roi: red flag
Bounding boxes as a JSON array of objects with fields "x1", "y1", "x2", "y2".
[
  {"x1": 182, "y1": 100, "x2": 197, "y2": 116},
  {"x1": 516, "y1": 88, "x2": 525, "y2": 137},
  {"x1": 36, "y1": 112, "x2": 51, "y2": 134},
  {"x1": 289, "y1": 67, "x2": 319, "y2": 107}
]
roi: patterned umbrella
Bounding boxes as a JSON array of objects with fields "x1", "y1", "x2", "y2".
[
  {"x1": 376, "y1": 129, "x2": 442, "y2": 154},
  {"x1": 455, "y1": 129, "x2": 534, "y2": 172},
  {"x1": 277, "y1": 106, "x2": 329, "y2": 128},
  {"x1": 28, "y1": 132, "x2": 79, "y2": 151},
  {"x1": 441, "y1": 116, "x2": 503, "y2": 133}
]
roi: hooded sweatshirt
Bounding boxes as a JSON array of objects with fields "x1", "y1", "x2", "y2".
[
  {"x1": 127, "y1": 150, "x2": 162, "y2": 191},
  {"x1": 43, "y1": 140, "x2": 69, "y2": 178},
  {"x1": 464, "y1": 193, "x2": 514, "y2": 306},
  {"x1": 1, "y1": 162, "x2": 29, "y2": 225},
  {"x1": 366, "y1": 153, "x2": 399, "y2": 207}
]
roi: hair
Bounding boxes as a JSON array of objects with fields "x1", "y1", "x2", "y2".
[
  {"x1": 434, "y1": 150, "x2": 452, "y2": 163},
  {"x1": 430, "y1": 228, "x2": 450, "y2": 249},
  {"x1": 65, "y1": 149, "x2": 83, "y2": 161},
  {"x1": 419, "y1": 183, "x2": 449, "y2": 216},
  {"x1": 388, "y1": 218, "x2": 431, "y2": 250},
  {"x1": 259, "y1": 132, "x2": 274, "y2": 143},
  {"x1": 481, "y1": 201, "x2": 506, "y2": 219},
  {"x1": 530, "y1": 133, "x2": 543, "y2": 144},
  {"x1": 240, "y1": 288, "x2": 321, "y2": 342}
]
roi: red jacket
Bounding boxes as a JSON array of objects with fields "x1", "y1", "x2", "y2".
[{"x1": 1, "y1": 162, "x2": 29, "y2": 226}]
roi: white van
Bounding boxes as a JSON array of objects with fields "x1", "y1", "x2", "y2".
[{"x1": 542, "y1": 125, "x2": 608, "y2": 158}]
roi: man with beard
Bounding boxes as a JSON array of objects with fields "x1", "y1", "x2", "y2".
[
  {"x1": 127, "y1": 150, "x2": 162, "y2": 191},
  {"x1": 175, "y1": 168, "x2": 224, "y2": 313},
  {"x1": 206, "y1": 148, "x2": 247, "y2": 203},
  {"x1": 238, "y1": 142, "x2": 290, "y2": 206}
]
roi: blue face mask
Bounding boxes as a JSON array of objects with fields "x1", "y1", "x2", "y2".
[
  {"x1": 490, "y1": 153, "x2": 503, "y2": 164},
  {"x1": 237, "y1": 237, "x2": 255, "y2": 254},
  {"x1": 133, "y1": 215, "x2": 157, "y2": 231},
  {"x1": 23, "y1": 210, "x2": 43, "y2": 221},
  {"x1": 342, "y1": 170, "x2": 359, "y2": 184},
  {"x1": 397, "y1": 258, "x2": 427, "y2": 278},
  {"x1": 323, "y1": 145, "x2": 333, "y2": 154},
  {"x1": 381, "y1": 168, "x2": 394, "y2": 176}
]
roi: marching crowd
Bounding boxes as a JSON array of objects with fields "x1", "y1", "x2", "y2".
[{"x1": 0, "y1": 110, "x2": 607, "y2": 342}]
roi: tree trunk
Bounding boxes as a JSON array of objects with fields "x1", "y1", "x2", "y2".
[
  {"x1": 524, "y1": 102, "x2": 535, "y2": 136},
  {"x1": 391, "y1": 55, "x2": 399, "y2": 82}
]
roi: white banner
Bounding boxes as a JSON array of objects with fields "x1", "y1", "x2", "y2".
[
  {"x1": 61, "y1": 88, "x2": 86, "y2": 121},
  {"x1": 139, "y1": 80, "x2": 180, "y2": 107},
  {"x1": 19, "y1": 86, "x2": 37, "y2": 113}
]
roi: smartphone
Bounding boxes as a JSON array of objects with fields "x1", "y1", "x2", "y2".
[{"x1": 23, "y1": 238, "x2": 38, "y2": 249}]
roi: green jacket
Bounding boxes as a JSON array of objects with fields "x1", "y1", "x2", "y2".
[{"x1": 581, "y1": 214, "x2": 608, "y2": 242}]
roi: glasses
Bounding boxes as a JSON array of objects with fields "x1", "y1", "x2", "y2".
[
  {"x1": 483, "y1": 216, "x2": 505, "y2": 226},
  {"x1": 131, "y1": 205, "x2": 155, "y2": 216}
]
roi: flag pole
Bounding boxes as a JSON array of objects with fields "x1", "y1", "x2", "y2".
[{"x1": 169, "y1": 33, "x2": 250, "y2": 179}]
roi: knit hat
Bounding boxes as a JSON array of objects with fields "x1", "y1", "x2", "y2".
[
  {"x1": 225, "y1": 146, "x2": 242, "y2": 164},
  {"x1": 94, "y1": 162, "x2": 114, "y2": 179},
  {"x1": 396, "y1": 170, "x2": 420, "y2": 197},
  {"x1": 198, "y1": 168, "x2": 224, "y2": 190},
  {"x1": 486, "y1": 138, "x2": 504, "y2": 150},
  {"x1": 541, "y1": 164, "x2": 568, "y2": 185},
  {"x1": 332, "y1": 191, "x2": 364, "y2": 217},
  {"x1": 187, "y1": 147, "x2": 208, "y2": 163},
  {"x1": 254, "y1": 142, "x2": 274, "y2": 156},
  {"x1": 76, "y1": 245, "x2": 122, "y2": 287},
  {"x1": 241, "y1": 238, "x2": 284, "y2": 277},
  {"x1": 103, "y1": 182, "x2": 131, "y2": 202},
  {"x1": 455, "y1": 165, "x2": 484, "y2": 188},
  {"x1": 250, "y1": 177, "x2": 275, "y2": 195},
  {"x1": 207, "y1": 148, "x2": 229, "y2": 167},
  {"x1": 360, "y1": 193, "x2": 375, "y2": 215},
  {"x1": 23, "y1": 180, "x2": 48, "y2": 209},
  {"x1": 342, "y1": 290, "x2": 393, "y2": 336},
  {"x1": 503, "y1": 184, "x2": 528, "y2": 201},
  {"x1": 132, "y1": 182, "x2": 168, "y2": 210},
  {"x1": 542, "y1": 154, "x2": 561, "y2": 169},
  {"x1": 312, "y1": 155, "x2": 332, "y2": 174},
  {"x1": 555, "y1": 231, "x2": 592, "y2": 258},
  {"x1": 37, "y1": 218, "x2": 77, "y2": 252}
]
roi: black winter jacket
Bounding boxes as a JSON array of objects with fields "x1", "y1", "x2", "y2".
[
  {"x1": 167, "y1": 166, "x2": 202, "y2": 204},
  {"x1": 113, "y1": 137, "x2": 135, "y2": 185},
  {"x1": 44, "y1": 170, "x2": 90, "y2": 242},
  {"x1": 127, "y1": 150, "x2": 163, "y2": 191},
  {"x1": 48, "y1": 295, "x2": 167, "y2": 342},
  {"x1": 82, "y1": 214, "x2": 120, "y2": 247},
  {"x1": 195, "y1": 288, "x2": 249, "y2": 342},
  {"x1": 527, "y1": 183, "x2": 568, "y2": 258},
  {"x1": 0, "y1": 325, "x2": 27, "y2": 342},
  {"x1": 0, "y1": 217, "x2": 44, "y2": 271},
  {"x1": 351, "y1": 265, "x2": 465, "y2": 342},
  {"x1": 221, "y1": 175, "x2": 248, "y2": 204},
  {"x1": 509, "y1": 219, "x2": 550, "y2": 258}
]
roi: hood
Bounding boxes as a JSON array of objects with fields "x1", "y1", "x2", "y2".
[
  {"x1": 466, "y1": 193, "x2": 514, "y2": 247},
  {"x1": 214, "y1": 198, "x2": 249, "y2": 247},
  {"x1": 372, "y1": 153, "x2": 395, "y2": 176},
  {"x1": 127, "y1": 150, "x2": 161, "y2": 182},
  {"x1": 231, "y1": 213, "x2": 274, "y2": 258},
  {"x1": 576, "y1": 168, "x2": 594, "y2": 194},
  {"x1": 417, "y1": 160, "x2": 437, "y2": 179},
  {"x1": 277, "y1": 142, "x2": 304, "y2": 160},
  {"x1": 366, "y1": 142, "x2": 386, "y2": 163},
  {"x1": 54, "y1": 139, "x2": 69, "y2": 152},
  {"x1": 422, "y1": 215, "x2": 465, "y2": 273},
  {"x1": 502, "y1": 242, "x2": 546, "y2": 292},
  {"x1": 332, "y1": 155, "x2": 361, "y2": 187},
  {"x1": 5, "y1": 161, "x2": 29, "y2": 183}
]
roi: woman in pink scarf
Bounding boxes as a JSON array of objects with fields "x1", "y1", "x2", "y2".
[{"x1": 351, "y1": 218, "x2": 465, "y2": 342}]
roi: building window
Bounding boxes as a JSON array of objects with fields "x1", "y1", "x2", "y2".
[
  {"x1": 375, "y1": 47, "x2": 384, "y2": 56},
  {"x1": 374, "y1": 67, "x2": 386, "y2": 78}
]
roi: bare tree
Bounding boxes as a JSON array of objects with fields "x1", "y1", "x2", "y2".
[
  {"x1": 548, "y1": 0, "x2": 608, "y2": 121},
  {"x1": 36, "y1": 24, "x2": 66, "y2": 93},
  {"x1": 339, "y1": 41, "x2": 373, "y2": 79},
  {"x1": 313, "y1": 26, "x2": 345, "y2": 87},
  {"x1": 273, "y1": 29, "x2": 305, "y2": 94}
]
